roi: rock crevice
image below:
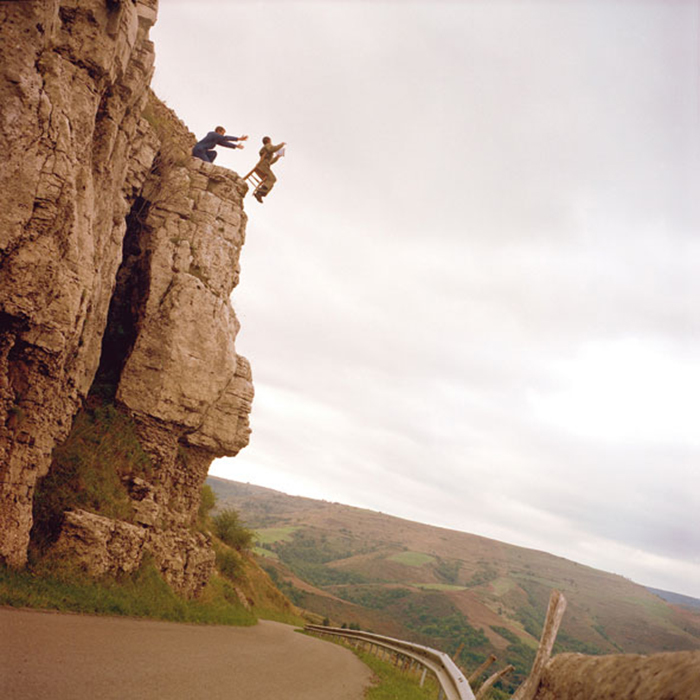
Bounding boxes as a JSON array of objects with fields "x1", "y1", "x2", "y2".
[{"x1": 0, "y1": 0, "x2": 253, "y2": 595}]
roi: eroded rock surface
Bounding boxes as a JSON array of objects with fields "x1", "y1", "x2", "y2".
[
  {"x1": 52, "y1": 509, "x2": 215, "y2": 597},
  {"x1": 0, "y1": 0, "x2": 160, "y2": 567},
  {"x1": 117, "y1": 159, "x2": 252, "y2": 456},
  {"x1": 0, "y1": 0, "x2": 253, "y2": 596}
]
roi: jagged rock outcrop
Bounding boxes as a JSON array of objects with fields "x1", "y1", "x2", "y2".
[
  {"x1": 0, "y1": 0, "x2": 253, "y2": 595},
  {"x1": 52, "y1": 509, "x2": 215, "y2": 598}
]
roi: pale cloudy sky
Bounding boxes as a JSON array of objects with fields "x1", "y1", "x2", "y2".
[{"x1": 151, "y1": 1, "x2": 700, "y2": 598}]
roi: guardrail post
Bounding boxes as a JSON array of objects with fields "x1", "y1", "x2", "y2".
[
  {"x1": 468, "y1": 653, "x2": 497, "y2": 685},
  {"x1": 512, "y1": 590, "x2": 567, "y2": 700},
  {"x1": 474, "y1": 664, "x2": 514, "y2": 700}
]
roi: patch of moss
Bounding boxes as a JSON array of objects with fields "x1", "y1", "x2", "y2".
[{"x1": 31, "y1": 400, "x2": 152, "y2": 551}]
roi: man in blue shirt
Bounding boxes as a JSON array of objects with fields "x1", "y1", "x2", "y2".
[{"x1": 192, "y1": 126, "x2": 248, "y2": 163}]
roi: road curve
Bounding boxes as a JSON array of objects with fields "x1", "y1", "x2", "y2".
[{"x1": 0, "y1": 607, "x2": 373, "y2": 700}]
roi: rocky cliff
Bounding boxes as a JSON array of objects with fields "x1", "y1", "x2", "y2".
[{"x1": 0, "y1": 0, "x2": 252, "y2": 596}]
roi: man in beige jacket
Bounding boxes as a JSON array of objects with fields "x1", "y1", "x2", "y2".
[{"x1": 253, "y1": 136, "x2": 286, "y2": 203}]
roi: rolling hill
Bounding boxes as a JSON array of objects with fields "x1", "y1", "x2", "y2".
[{"x1": 208, "y1": 476, "x2": 700, "y2": 694}]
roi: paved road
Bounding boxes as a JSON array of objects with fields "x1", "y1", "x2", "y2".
[{"x1": 0, "y1": 607, "x2": 373, "y2": 699}]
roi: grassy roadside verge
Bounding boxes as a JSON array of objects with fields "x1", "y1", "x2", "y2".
[
  {"x1": 356, "y1": 648, "x2": 440, "y2": 700},
  {"x1": 254, "y1": 605, "x2": 308, "y2": 627},
  {"x1": 0, "y1": 562, "x2": 256, "y2": 626},
  {"x1": 303, "y1": 631, "x2": 439, "y2": 700}
]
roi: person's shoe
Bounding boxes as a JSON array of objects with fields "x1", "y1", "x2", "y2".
[{"x1": 254, "y1": 191, "x2": 263, "y2": 203}]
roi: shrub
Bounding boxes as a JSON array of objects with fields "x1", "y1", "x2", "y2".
[
  {"x1": 215, "y1": 545, "x2": 244, "y2": 580},
  {"x1": 212, "y1": 509, "x2": 254, "y2": 552}
]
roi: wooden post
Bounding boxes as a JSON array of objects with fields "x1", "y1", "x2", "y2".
[
  {"x1": 474, "y1": 664, "x2": 514, "y2": 700},
  {"x1": 453, "y1": 642, "x2": 465, "y2": 662},
  {"x1": 512, "y1": 590, "x2": 567, "y2": 700},
  {"x1": 420, "y1": 666, "x2": 428, "y2": 687},
  {"x1": 468, "y1": 654, "x2": 497, "y2": 684}
]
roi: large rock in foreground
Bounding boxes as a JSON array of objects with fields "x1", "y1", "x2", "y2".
[
  {"x1": 52, "y1": 509, "x2": 215, "y2": 598},
  {"x1": 534, "y1": 651, "x2": 700, "y2": 700}
]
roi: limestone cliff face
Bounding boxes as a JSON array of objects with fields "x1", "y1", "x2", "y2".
[{"x1": 0, "y1": 0, "x2": 252, "y2": 595}]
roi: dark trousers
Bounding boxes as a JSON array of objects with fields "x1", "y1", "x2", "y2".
[
  {"x1": 256, "y1": 168, "x2": 276, "y2": 197},
  {"x1": 192, "y1": 146, "x2": 217, "y2": 163}
]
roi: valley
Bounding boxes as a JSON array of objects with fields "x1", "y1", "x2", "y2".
[{"x1": 209, "y1": 476, "x2": 700, "y2": 695}]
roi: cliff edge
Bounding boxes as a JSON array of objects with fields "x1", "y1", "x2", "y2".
[{"x1": 0, "y1": 0, "x2": 252, "y2": 596}]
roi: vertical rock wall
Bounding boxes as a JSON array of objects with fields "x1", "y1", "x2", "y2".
[
  {"x1": 0, "y1": 0, "x2": 159, "y2": 567},
  {"x1": 0, "y1": 0, "x2": 254, "y2": 591}
]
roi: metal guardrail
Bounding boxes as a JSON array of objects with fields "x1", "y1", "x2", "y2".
[
  {"x1": 307, "y1": 591, "x2": 568, "y2": 700},
  {"x1": 305, "y1": 624, "x2": 476, "y2": 700}
]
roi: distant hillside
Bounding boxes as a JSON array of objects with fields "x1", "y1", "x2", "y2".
[
  {"x1": 647, "y1": 587, "x2": 700, "y2": 611},
  {"x1": 209, "y1": 477, "x2": 700, "y2": 696}
]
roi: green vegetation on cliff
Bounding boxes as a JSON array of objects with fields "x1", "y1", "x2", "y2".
[
  {"x1": 8, "y1": 405, "x2": 301, "y2": 628},
  {"x1": 31, "y1": 399, "x2": 152, "y2": 551}
]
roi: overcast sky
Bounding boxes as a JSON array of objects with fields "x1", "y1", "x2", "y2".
[{"x1": 151, "y1": 1, "x2": 700, "y2": 599}]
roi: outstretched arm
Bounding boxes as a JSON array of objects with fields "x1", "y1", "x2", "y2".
[{"x1": 216, "y1": 134, "x2": 249, "y2": 149}]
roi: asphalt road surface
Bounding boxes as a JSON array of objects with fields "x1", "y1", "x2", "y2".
[{"x1": 0, "y1": 607, "x2": 373, "y2": 699}]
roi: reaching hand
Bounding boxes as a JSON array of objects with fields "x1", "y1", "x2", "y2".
[
  {"x1": 237, "y1": 143, "x2": 245, "y2": 149},
  {"x1": 240, "y1": 135, "x2": 249, "y2": 141}
]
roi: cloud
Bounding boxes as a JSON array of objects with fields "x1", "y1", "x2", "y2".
[{"x1": 154, "y1": 1, "x2": 700, "y2": 598}]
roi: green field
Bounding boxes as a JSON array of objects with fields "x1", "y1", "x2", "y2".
[
  {"x1": 253, "y1": 546, "x2": 279, "y2": 560},
  {"x1": 255, "y1": 527, "x2": 299, "y2": 544},
  {"x1": 388, "y1": 551, "x2": 435, "y2": 567}
]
